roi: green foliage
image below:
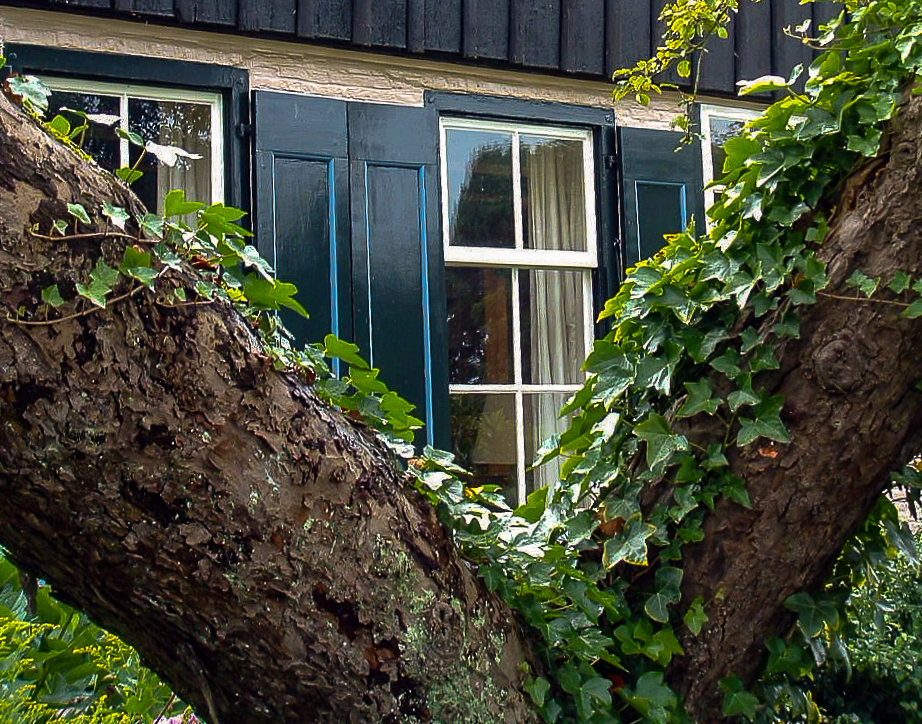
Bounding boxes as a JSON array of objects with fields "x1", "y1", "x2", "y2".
[{"x1": 0, "y1": 554, "x2": 194, "y2": 723}]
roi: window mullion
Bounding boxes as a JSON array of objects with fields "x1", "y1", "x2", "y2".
[
  {"x1": 119, "y1": 93, "x2": 129, "y2": 169},
  {"x1": 512, "y1": 131, "x2": 523, "y2": 251},
  {"x1": 511, "y1": 267, "x2": 526, "y2": 501}
]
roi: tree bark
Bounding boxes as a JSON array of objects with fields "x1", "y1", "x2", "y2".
[
  {"x1": 669, "y1": 96, "x2": 922, "y2": 721},
  {"x1": 3, "y1": 84, "x2": 922, "y2": 724},
  {"x1": 0, "y1": 92, "x2": 539, "y2": 724}
]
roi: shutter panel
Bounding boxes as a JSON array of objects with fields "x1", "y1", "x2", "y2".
[
  {"x1": 253, "y1": 91, "x2": 351, "y2": 348},
  {"x1": 347, "y1": 102, "x2": 447, "y2": 447},
  {"x1": 619, "y1": 127, "x2": 705, "y2": 270}
]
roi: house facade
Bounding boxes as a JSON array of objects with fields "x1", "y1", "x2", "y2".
[{"x1": 0, "y1": 0, "x2": 839, "y2": 504}]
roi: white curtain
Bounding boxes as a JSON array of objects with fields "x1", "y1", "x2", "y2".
[
  {"x1": 156, "y1": 101, "x2": 212, "y2": 212},
  {"x1": 525, "y1": 141, "x2": 587, "y2": 494}
]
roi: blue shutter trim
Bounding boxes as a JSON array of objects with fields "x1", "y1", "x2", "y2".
[{"x1": 618, "y1": 127, "x2": 704, "y2": 270}]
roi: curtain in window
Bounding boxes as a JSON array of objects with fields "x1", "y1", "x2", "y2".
[
  {"x1": 524, "y1": 140, "x2": 587, "y2": 493},
  {"x1": 154, "y1": 101, "x2": 212, "y2": 211}
]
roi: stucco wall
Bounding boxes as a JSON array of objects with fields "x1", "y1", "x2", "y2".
[{"x1": 0, "y1": 6, "x2": 701, "y2": 129}]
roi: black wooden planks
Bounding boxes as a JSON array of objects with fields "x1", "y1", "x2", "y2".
[
  {"x1": 463, "y1": 0, "x2": 510, "y2": 60},
  {"x1": 561, "y1": 0, "x2": 603, "y2": 75},
  {"x1": 425, "y1": 0, "x2": 462, "y2": 53},
  {"x1": 697, "y1": 8, "x2": 736, "y2": 95},
  {"x1": 175, "y1": 0, "x2": 237, "y2": 25},
  {"x1": 606, "y1": 0, "x2": 652, "y2": 79},
  {"x1": 510, "y1": 0, "x2": 561, "y2": 69},
  {"x1": 239, "y1": 0, "x2": 296, "y2": 33},
  {"x1": 736, "y1": 0, "x2": 772, "y2": 87},
  {"x1": 353, "y1": 0, "x2": 407, "y2": 46},
  {"x1": 297, "y1": 0, "x2": 351, "y2": 39}
]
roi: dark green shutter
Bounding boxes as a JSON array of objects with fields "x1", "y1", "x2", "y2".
[
  {"x1": 347, "y1": 102, "x2": 448, "y2": 447},
  {"x1": 253, "y1": 92, "x2": 447, "y2": 447},
  {"x1": 253, "y1": 90, "x2": 352, "y2": 347},
  {"x1": 619, "y1": 127, "x2": 705, "y2": 269}
]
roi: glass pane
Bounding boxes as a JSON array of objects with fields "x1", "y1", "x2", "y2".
[
  {"x1": 520, "y1": 135, "x2": 587, "y2": 251},
  {"x1": 636, "y1": 182, "x2": 685, "y2": 260},
  {"x1": 524, "y1": 392, "x2": 571, "y2": 494},
  {"x1": 709, "y1": 117, "x2": 746, "y2": 179},
  {"x1": 128, "y1": 98, "x2": 213, "y2": 214},
  {"x1": 47, "y1": 91, "x2": 120, "y2": 173},
  {"x1": 520, "y1": 269, "x2": 586, "y2": 385},
  {"x1": 446, "y1": 267, "x2": 514, "y2": 385},
  {"x1": 450, "y1": 393, "x2": 518, "y2": 504},
  {"x1": 445, "y1": 128, "x2": 514, "y2": 248}
]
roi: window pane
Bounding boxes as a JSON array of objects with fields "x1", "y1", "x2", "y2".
[
  {"x1": 128, "y1": 98, "x2": 213, "y2": 214},
  {"x1": 524, "y1": 392, "x2": 571, "y2": 493},
  {"x1": 520, "y1": 269, "x2": 586, "y2": 385},
  {"x1": 446, "y1": 267, "x2": 514, "y2": 385},
  {"x1": 445, "y1": 129, "x2": 514, "y2": 248},
  {"x1": 521, "y1": 135, "x2": 587, "y2": 251},
  {"x1": 636, "y1": 181, "x2": 686, "y2": 260},
  {"x1": 47, "y1": 91, "x2": 120, "y2": 173},
  {"x1": 450, "y1": 393, "x2": 518, "y2": 504},
  {"x1": 709, "y1": 117, "x2": 746, "y2": 179}
]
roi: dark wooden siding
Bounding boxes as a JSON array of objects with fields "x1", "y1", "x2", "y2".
[{"x1": 5, "y1": 0, "x2": 842, "y2": 95}]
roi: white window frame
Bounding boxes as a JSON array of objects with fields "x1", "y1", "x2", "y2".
[
  {"x1": 42, "y1": 77, "x2": 225, "y2": 205},
  {"x1": 700, "y1": 104, "x2": 761, "y2": 212},
  {"x1": 439, "y1": 116, "x2": 597, "y2": 503}
]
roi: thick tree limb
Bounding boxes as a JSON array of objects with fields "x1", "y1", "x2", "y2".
[{"x1": 0, "y1": 92, "x2": 539, "y2": 724}]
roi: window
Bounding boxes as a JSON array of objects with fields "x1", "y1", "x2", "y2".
[
  {"x1": 700, "y1": 104, "x2": 760, "y2": 211},
  {"x1": 440, "y1": 117, "x2": 597, "y2": 505},
  {"x1": 43, "y1": 77, "x2": 224, "y2": 213}
]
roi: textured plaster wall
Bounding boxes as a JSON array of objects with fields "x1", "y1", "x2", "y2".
[{"x1": 0, "y1": 6, "x2": 689, "y2": 128}]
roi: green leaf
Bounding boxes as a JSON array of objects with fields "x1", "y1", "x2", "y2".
[
  {"x1": 513, "y1": 486, "x2": 549, "y2": 524},
  {"x1": 635, "y1": 413, "x2": 689, "y2": 471},
  {"x1": 903, "y1": 299, "x2": 922, "y2": 319},
  {"x1": 676, "y1": 59, "x2": 691, "y2": 78},
  {"x1": 241, "y1": 275, "x2": 308, "y2": 317},
  {"x1": 51, "y1": 219, "x2": 69, "y2": 236},
  {"x1": 324, "y1": 335, "x2": 370, "y2": 370},
  {"x1": 645, "y1": 566, "x2": 683, "y2": 623},
  {"x1": 737, "y1": 394, "x2": 790, "y2": 446},
  {"x1": 721, "y1": 475, "x2": 752, "y2": 508},
  {"x1": 720, "y1": 675, "x2": 758, "y2": 719},
  {"x1": 624, "y1": 671, "x2": 677, "y2": 723},
  {"x1": 76, "y1": 279, "x2": 112, "y2": 308},
  {"x1": 41, "y1": 284, "x2": 65, "y2": 308},
  {"x1": 67, "y1": 203, "x2": 92, "y2": 225},
  {"x1": 46, "y1": 114, "x2": 71, "y2": 137},
  {"x1": 710, "y1": 348, "x2": 742, "y2": 379},
  {"x1": 90, "y1": 259, "x2": 120, "y2": 288},
  {"x1": 116, "y1": 167, "x2": 144, "y2": 184},
  {"x1": 889, "y1": 271, "x2": 912, "y2": 293},
  {"x1": 677, "y1": 380, "x2": 720, "y2": 418},
  {"x1": 8, "y1": 75, "x2": 52, "y2": 113},
  {"x1": 525, "y1": 677, "x2": 551, "y2": 707},
  {"x1": 603, "y1": 514, "x2": 656, "y2": 568},
  {"x1": 115, "y1": 126, "x2": 145, "y2": 147},
  {"x1": 785, "y1": 592, "x2": 839, "y2": 638},
  {"x1": 684, "y1": 596, "x2": 708, "y2": 635},
  {"x1": 138, "y1": 213, "x2": 164, "y2": 239},
  {"x1": 737, "y1": 74, "x2": 791, "y2": 95},
  {"x1": 103, "y1": 202, "x2": 130, "y2": 231},
  {"x1": 846, "y1": 270, "x2": 880, "y2": 298},
  {"x1": 163, "y1": 189, "x2": 205, "y2": 218},
  {"x1": 119, "y1": 246, "x2": 157, "y2": 288},
  {"x1": 577, "y1": 677, "x2": 612, "y2": 720}
]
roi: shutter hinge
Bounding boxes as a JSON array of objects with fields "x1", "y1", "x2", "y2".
[
  {"x1": 604, "y1": 155, "x2": 617, "y2": 170},
  {"x1": 235, "y1": 122, "x2": 253, "y2": 138}
]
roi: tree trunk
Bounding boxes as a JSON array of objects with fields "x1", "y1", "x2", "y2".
[
  {"x1": 669, "y1": 96, "x2": 922, "y2": 721},
  {"x1": 0, "y1": 92, "x2": 539, "y2": 724},
  {"x1": 3, "y1": 82, "x2": 922, "y2": 724}
]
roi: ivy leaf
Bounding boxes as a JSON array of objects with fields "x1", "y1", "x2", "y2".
[
  {"x1": 645, "y1": 566, "x2": 683, "y2": 623},
  {"x1": 624, "y1": 671, "x2": 677, "y2": 723},
  {"x1": 41, "y1": 284, "x2": 65, "y2": 308},
  {"x1": 116, "y1": 167, "x2": 143, "y2": 184},
  {"x1": 720, "y1": 675, "x2": 758, "y2": 719},
  {"x1": 119, "y1": 247, "x2": 157, "y2": 288},
  {"x1": 684, "y1": 596, "x2": 708, "y2": 635},
  {"x1": 710, "y1": 348, "x2": 742, "y2": 379},
  {"x1": 524, "y1": 677, "x2": 551, "y2": 707},
  {"x1": 513, "y1": 486, "x2": 549, "y2": 524},
  {"x1": 577, "y1": 677, "x2": 612, "y2": 720},
  {"x1": 241, "y1": 275, "x2": 308, "y2": 317},
  {"x1": 67, "y1": 203, "x2": 92, "y2": 225},
  {"x1": 51, "y1": 219, "x2": 69, "y2": 236},
  {"x1": 635, "y1": 413, "x2": 689, "y2": 471},
  {"x1": 700, "y1": 250, "x2": 739, "y2": 283},
  {"x1": 785, "y1": 592, "x2": 839, "y2": 638},
  {"x1": 603, "y1": 514, "x2": 657, "y2": 568},
  {"x1": 737, "y1": 394, "x2": 789, "y2": 446},
  {"x1": 163, "y1": 189, "x2": 205, "y2": 218},
  {"x1": 46, "y1": 114, "x2": 71, "y2": 137},
  {"x1": 677, "y1": 380, "x2": 720, "y2": 418},
  {"x1": 324, "y1": 335, "x2": 370, "y2": 370},
  {"x1": 737, "y1": 74, "x2": 791, "y2": 95},
  {"x1": 138, "y1": 213, "x2": 164, "y2": 239},
  {"x1": 90, "y1": 259, "x2": 120, "y2": 288},
  {"x1": 846, "y1": 270, "x2": 880, "y2": 298},
  {"x1": 115, "y1": 127, "x2": 145, "y2": 147},
  {"x1": 721, "y1": 474, "x2": 752, "y2": 508},
  {"x1": 902, "y1": 299, "x2": 922, "y2": 319},
  {"x1": 889, "y1": 271, "x2": 912, "y2": 293},
  {"x1": 76, "y1": 279, "x2": 112, "y2": 308},
  {"x1": 102, "y1": 202, "x2": 130, "y2": 231}
]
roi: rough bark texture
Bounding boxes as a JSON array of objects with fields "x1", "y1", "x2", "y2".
[
  {"x1": 670, "y1": 96, "x2": 922, "y2": 721},
  {"x1": 3, "y1": 83, "x2": 922, "y2": 724},
  {"x1": 0, "y1": 92, "x2": 539, "y2": 724}
]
